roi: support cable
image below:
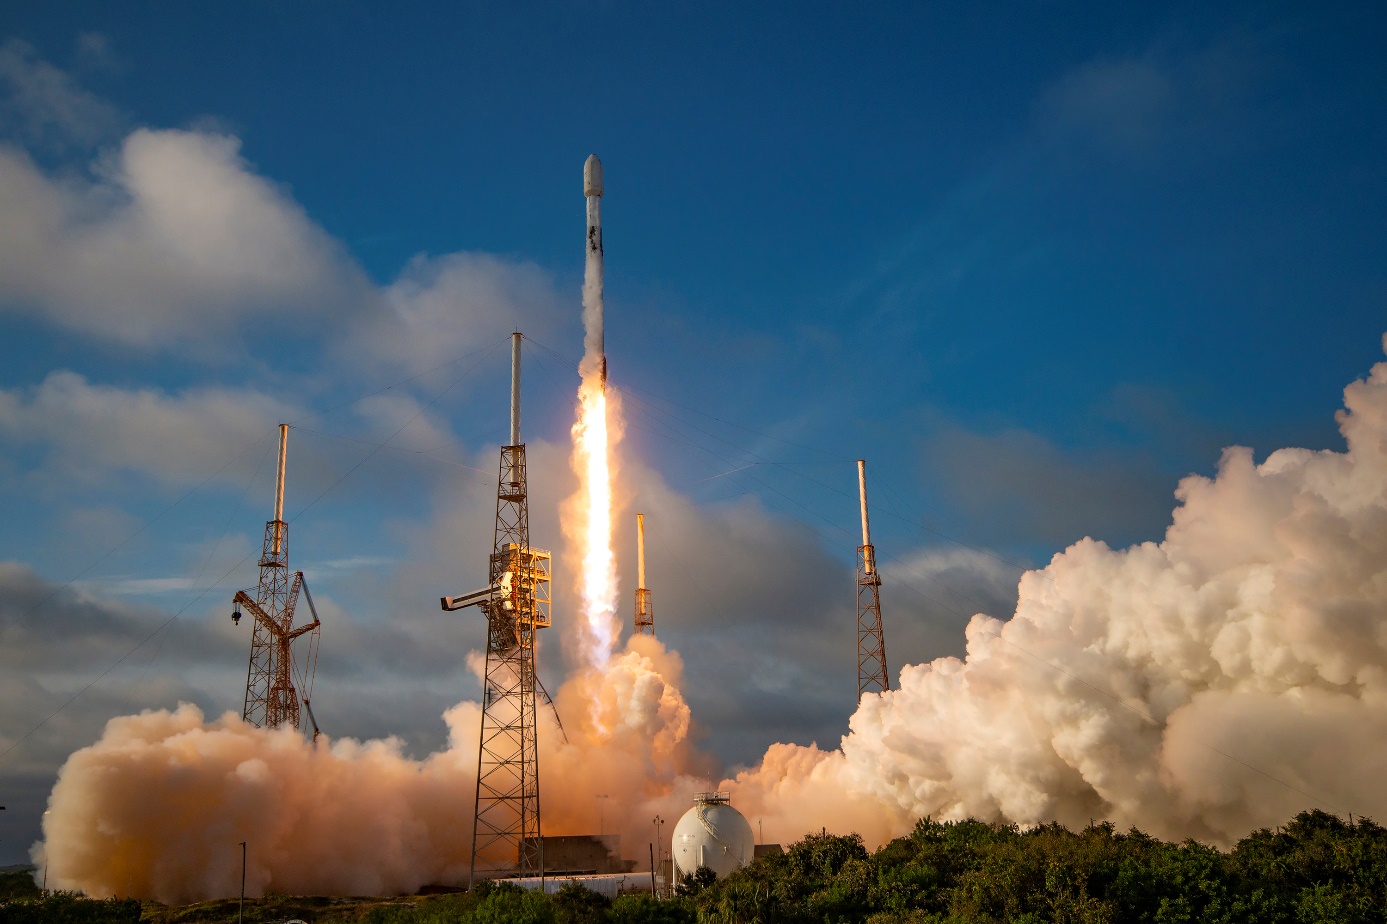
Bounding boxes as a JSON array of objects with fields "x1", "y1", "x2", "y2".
[
  {"x1": 0, "y1": 339, "x2": 509, "y2": 764},
  {"x1": 524, "y1": 334, "x2": 1029, "y2": 574},
  {"x1": 2, "y1": 336, "x2": 513, "y2": 638},
  {"x1": 524, "y1": 339, "x2": 1364, "y2": 821},
  {"x1": 135, "y1": 437, "x2": 280, "y2": 686}
]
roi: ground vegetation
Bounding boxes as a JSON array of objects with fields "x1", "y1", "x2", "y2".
[{"x1": 1, "y1": 810, "x2": 1383, "y2": 922}]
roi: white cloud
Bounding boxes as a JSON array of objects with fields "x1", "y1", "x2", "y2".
[
  {"x1": 1038, "y1": 57, "x2": 1174, "y2": 155},
  {"x1": 0, "y1": 39, "x2": 121, "y2": 148},
  {"x1": 0, "y1": 129, "x2": 370, "y2": 347},
  {"x1": 346, "y1": 250, "x2": 570, "y2": 374},
  {"x1": 0, "y1": 370, "x2": 296, "y2": 486}
]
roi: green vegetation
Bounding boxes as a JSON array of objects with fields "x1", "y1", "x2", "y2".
[
  {"x1": 2, "y1": 810, "x2": 1384, "y2": 922},
  {"x1": 0, "y1": 891, "x2": 140, "y2": 924}
]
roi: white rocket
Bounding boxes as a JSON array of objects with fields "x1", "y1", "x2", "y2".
[{"x1": 583, "y1": 154, "x2": 606, "y2": 386}]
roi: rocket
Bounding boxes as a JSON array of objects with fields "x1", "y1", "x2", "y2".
[{"x1": 583, "y1": 154, "x2": 606, "y2": 387}]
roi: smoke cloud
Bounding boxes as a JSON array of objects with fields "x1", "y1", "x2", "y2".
[
  {"x1": 37, "y1": 633, "x2": 705, "y2": 903},
  {"x1": 727, "y1": 335, "x2": 1387, "y2": 848},
  {"x1": 38, "y1": 338, "x2": 1387, "y2": 897}
]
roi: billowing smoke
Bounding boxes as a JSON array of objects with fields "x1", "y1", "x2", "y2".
[
  {"x1": 36, "y1": 633, "x2": 705, "y2": 903},
  {"x1": 38, "y1": 337, "x2": 1387, "y2": 897},
  {"x1": 37, "y1": 701, "x2": 482, "y2": 902},
  {"x1": 728, "y1": 336, "x2": 1387, "y2": 848}
]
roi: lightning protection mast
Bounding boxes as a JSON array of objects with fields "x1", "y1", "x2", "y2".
[
  {"x1": 634, "y1": 513, "x2": 653, "y2": 636},
  {"x1": 232, "y1": 424, "x2": 325, "y2": 737},
  {"x1": 441, "y1": 333, "x2": 552, "y2": 882},
  {"x1": 856, "y1": 460, "x2": 889, "y2": 698}
]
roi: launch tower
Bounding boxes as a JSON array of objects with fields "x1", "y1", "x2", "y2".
[
  {"x1": 441, "y1": 333, "x2": 552, "y2": 881},
  {"x1": 855, "y1": 460, "x2": 889, "y2": 698},
  {"x1": 634, "y1": 513, "x2": 653, "y2": 636},
  {"x1": 232, "y1": 424, "x2": 324, "y2": 736}
]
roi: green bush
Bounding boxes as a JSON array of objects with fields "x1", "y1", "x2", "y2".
[
  {"x1": 0, "y1": 892, "x2": 141, "y2": 924},
  {"x1": 0, "y1": 872, "x2": 40, "y2": 903},
  {"x1": 20, "y1": 810, "x2": 1387, "y2": 923}
]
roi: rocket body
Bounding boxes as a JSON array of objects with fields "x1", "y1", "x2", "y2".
[{"x1": 583, "y1": 154, "x2": 606, "y2": 386}]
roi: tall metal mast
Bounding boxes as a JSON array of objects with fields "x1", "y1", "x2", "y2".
[
  {"x1": 234, "y1": 425, "x2": 323, "y2": 732},
  {"x1": 442, "y1": 333, "x2": 551, "y2": 880},
  {"x1": 634, "y1": 513, "x2": 653, "y2": 636},
  {"x1": 855, "y1": 460, "x2": 888, "y2": 698}
]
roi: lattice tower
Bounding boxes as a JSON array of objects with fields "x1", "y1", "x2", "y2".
[
  {"x1": 237, "y1": 425, "x2": 321, "y2": 732},
  {"x1": 856, "y1": 460, "x2": 889, "y2": 698},
  {"x1": 463, "y1": 333, "x2": 552, "y2": 880}
]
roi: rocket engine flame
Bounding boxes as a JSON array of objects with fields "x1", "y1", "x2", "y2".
[{"x1": 572, "y1": 376, "x2": 619, "y2": 668}]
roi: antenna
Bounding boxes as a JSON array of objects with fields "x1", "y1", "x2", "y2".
[
  {"x1": 635, "y1": 513, "x2": 653, "y2": 636},
  {"x1": 856, "y1": 460, "x2": 888, "y2": 698},
  {"x1": 272, "y1": 424, "x2": 287, "y2": 554},
  {"x1": 510, "y1": 332, "x2": 521, "y2": 447}
]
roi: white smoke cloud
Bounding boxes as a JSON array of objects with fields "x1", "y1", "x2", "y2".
[{"x1": 727, "y1": 336, "x2": 1387, "y2": 848}]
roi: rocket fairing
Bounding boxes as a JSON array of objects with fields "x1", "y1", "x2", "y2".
[{"x1": 583, "y1": 154, "x2": 606, "y2": 387}]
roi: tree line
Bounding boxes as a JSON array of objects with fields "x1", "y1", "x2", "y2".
[{"x1": 2, "y1": 809, "x2": 1384, "y2": 922}]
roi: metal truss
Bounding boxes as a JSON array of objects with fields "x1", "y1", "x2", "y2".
[
  {"x1": 238, "y1": 519, "x2": 321, "y2": 732},
  {"x1": 856, "y1": 543, "x2": 889, "y2": 698},
  {"x1": 634, "y1": 588, "x2": 653, "y2": 636},
  {"x1": 471, "y1": 444, "x2": 552, "y2": 880}
]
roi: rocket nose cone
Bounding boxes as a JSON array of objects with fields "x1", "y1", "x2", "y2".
[{"x1": 584, "y1": 154, "x2": 604, "y2": 197}]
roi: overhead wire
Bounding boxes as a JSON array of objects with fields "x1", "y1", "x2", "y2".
[
  {"x1": 0, "y1": 429, "x2": 278, "y2": 636},
  {"x1": 5, "y1": 329, "x2": 1359, "y2": 819},
  {"x1": 135, "y1": 436, "x2": 280, "y2": 686},
  {"x1": 523, "y1": 333, "x2": 1030, "y2": 574},
  {"x1": 1, "y1": 336, "x2": 514, "y2": 639},
  {"x1": 1, "y1": 337, "x2": 512, "y2": 765},
  {"x1": 525, "y1": 339, "x2": 1360, "y2": 821}
]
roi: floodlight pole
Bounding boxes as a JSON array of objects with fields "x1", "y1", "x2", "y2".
[{"x1": 238, "y1": 841, "x2": 246, "y2": 924}]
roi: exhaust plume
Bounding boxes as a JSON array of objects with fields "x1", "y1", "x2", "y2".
[
  {"x1": 729, "y1": 336, "x2": 1387, "y2": 848},
  {"x1": 36, "y1": 633, "x2": 704, "y2": 902},
  {"x1": 40, "y1": 335, "x2": 1387, "y2": 896}
]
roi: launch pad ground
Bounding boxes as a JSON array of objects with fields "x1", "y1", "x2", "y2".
[{"x1": 137, "y1": 894, "x2": 429, "y2": 923}]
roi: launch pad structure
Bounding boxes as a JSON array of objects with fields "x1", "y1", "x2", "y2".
[
  {"x1": 232, "y1": 424, "x2": 324, "y2": 737},
  {"x1": 855, "y1": 460, "x2": 889, "y2": 698},
  {"x1": 441, "y1": 333, "x2": 552, "y2": 882}
]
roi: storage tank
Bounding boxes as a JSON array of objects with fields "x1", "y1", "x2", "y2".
[{"x1": 671, "y1": 791, "x2": 754, "y2": 881}]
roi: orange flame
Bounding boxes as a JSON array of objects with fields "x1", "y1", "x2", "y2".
[{"x1": 571, "y1": 374, "x2": 619, "y2": 669}]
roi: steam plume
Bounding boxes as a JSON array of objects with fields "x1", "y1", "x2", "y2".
[
  {"x1": 39, "y1": 336, "x2": 1387, "y2": 897},
  {"x1": 36, "y1": 634, "x2": 704, "y2": 902},
  {"x1": 729, "y1": 336, "x2": 1387, "y2": 848}
]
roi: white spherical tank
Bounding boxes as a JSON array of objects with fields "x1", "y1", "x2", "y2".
[{"x1": 671, "y1": 792, "x2": 755, "y2": 881}]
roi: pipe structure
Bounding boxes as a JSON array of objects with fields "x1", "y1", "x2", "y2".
[
  {"x1": 857, "y1": 460, "x2": 872, "y2": 573},
  {"x1": 511, "y1": 332, "x2": 522, "y2": 446},
  {"x1": 637, "y1": 513, "x2": 646, "y2": 589},
  {"x1": 273, "y1": 424, "x2": 288, "y2": 554}
]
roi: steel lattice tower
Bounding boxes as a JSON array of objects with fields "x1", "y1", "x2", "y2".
[
  {"x1": 235, "y1": 425, "x2": 322, "y2": 733},
  {"x1": 634, "y1": 513, "x2": 653, "y2": 636},
  {"x1": 855, "y1": 460, "x2": 889, "y2": 698},
  {"x1": 443, "y1": 334, "x2": 551, "y2": 881}
]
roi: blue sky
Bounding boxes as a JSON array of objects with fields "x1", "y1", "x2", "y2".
[{"x1": 0, "y1": 2, "x2": 1384, "y2": 862}]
